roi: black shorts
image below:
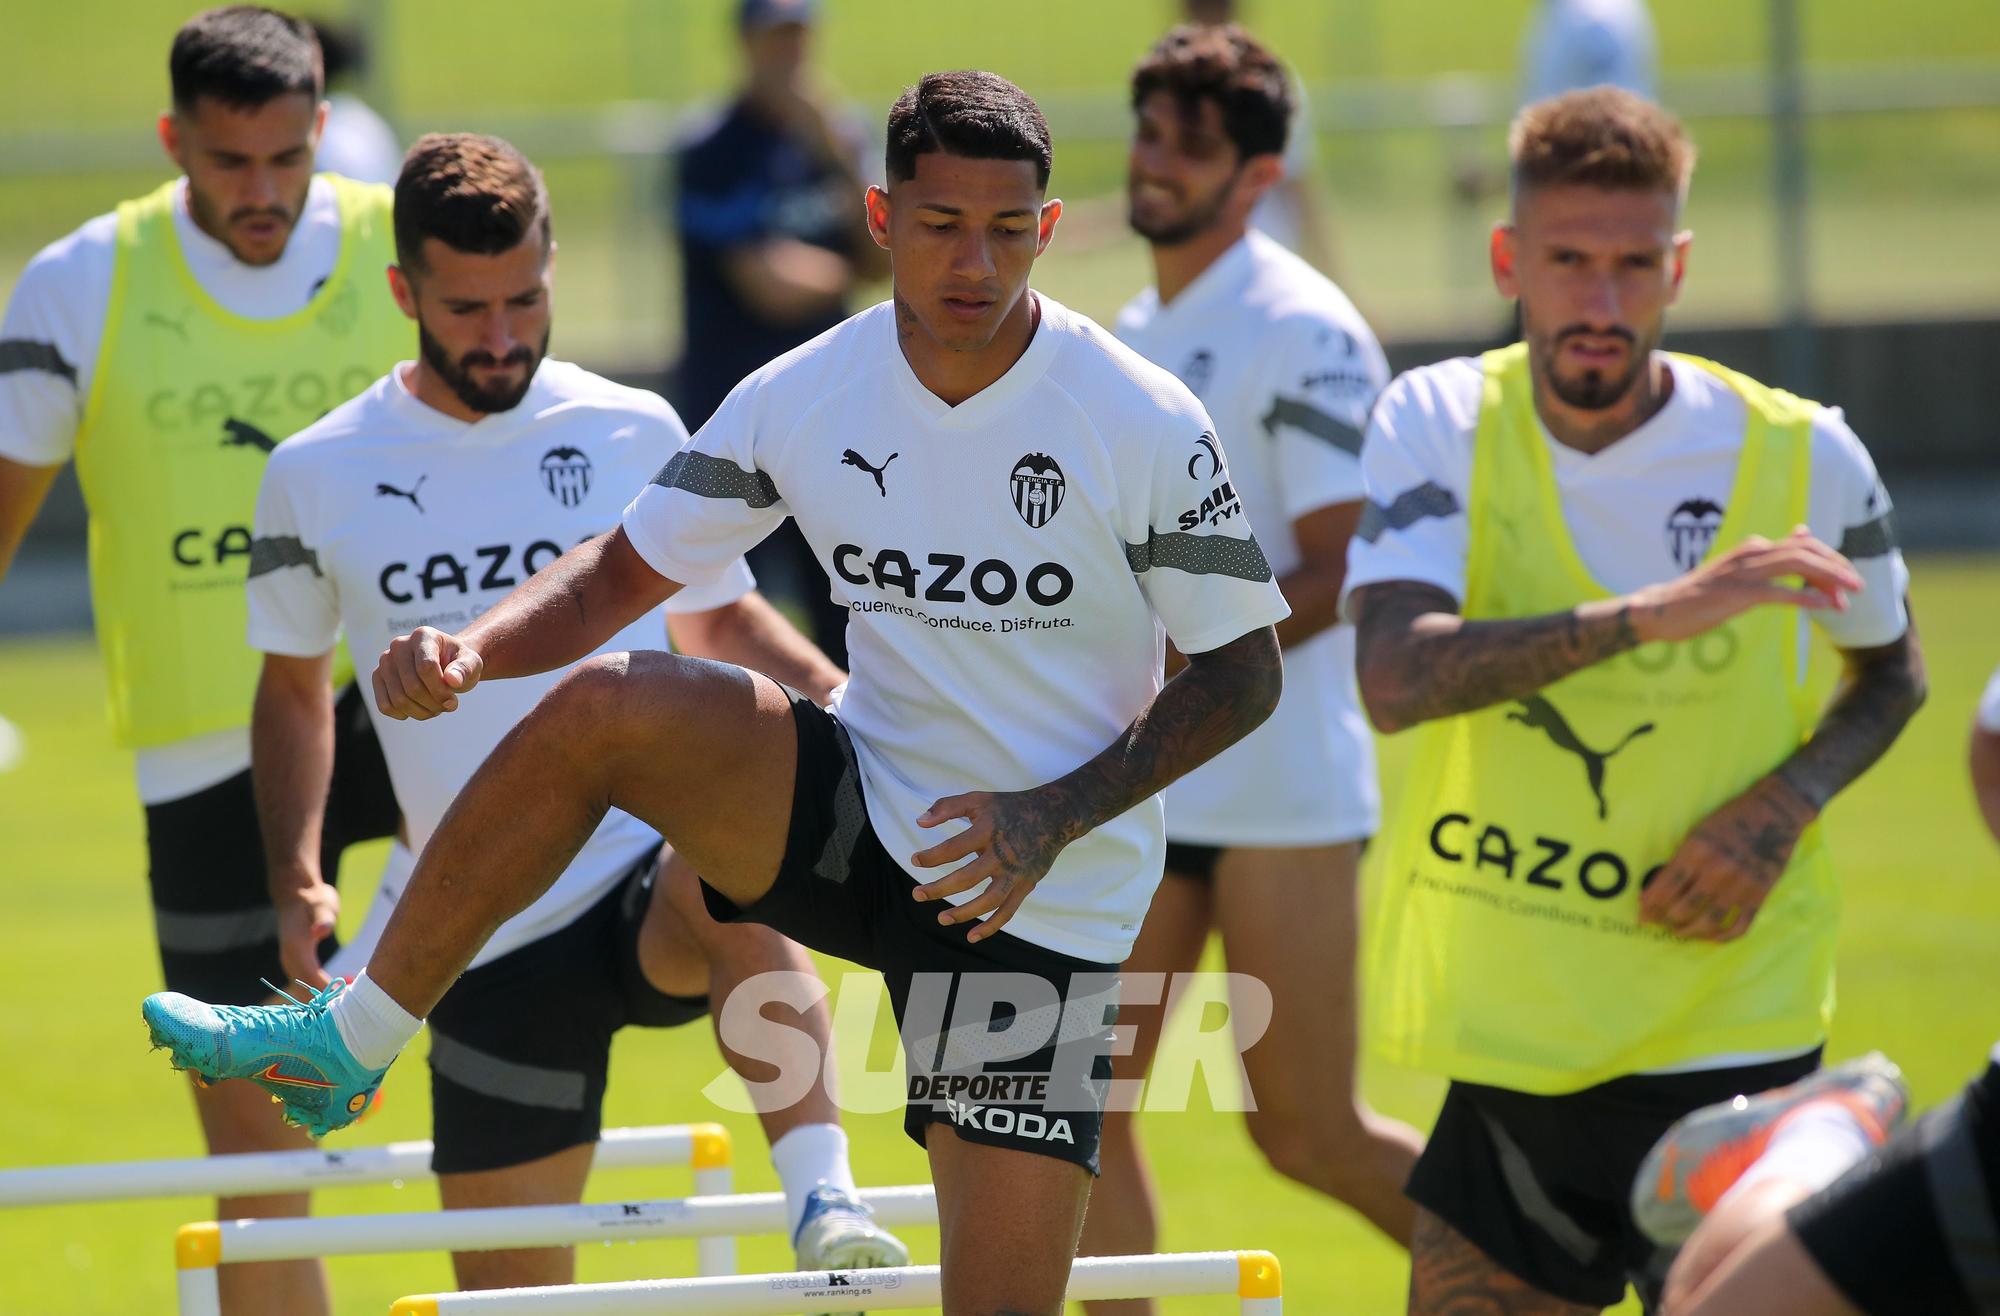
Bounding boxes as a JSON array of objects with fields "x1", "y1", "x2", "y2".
[
  {"x1": 1409, "y1": 1050, "x2": 1824, "y2": 1310},
  {"x1": 426, "y1": 846, "x2": 710, "y2": 1175},
  {"x1": 702, "y1": 688, "x2": 1119, "y2": 1174},
  {"x1": 1162, "y1": 840, "x2": 1222, "y2": 883},
  {"x1": 145, "y1": 684, "x2": 400, "y2": 1003},
  {"x1": 1791, "y1": 1051, "x2": 2000, "y2": 1316}
]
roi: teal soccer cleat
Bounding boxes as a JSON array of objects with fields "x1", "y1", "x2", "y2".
[{"x1": 142, "y1": 980, "x2": 388, "y2": 1138}]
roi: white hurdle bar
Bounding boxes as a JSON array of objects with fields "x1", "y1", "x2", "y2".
[
  {"x1": 388, "y1": 1250, "x2": 1284, "y2": 1314},
  {"x1": 175, "y1": 1184, "x2": 939, "y2": 1316},
  {"x1": 0, "y1": 1122, "x2": 732, "y2": 1207}
]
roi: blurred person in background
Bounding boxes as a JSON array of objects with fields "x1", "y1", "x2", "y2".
[
  {"x1": 1180, "y1": 0, "x2": 1336, "y2": 273},
  {"x1": 1975, "y1": 666, "x2": 2000, "y2": 845},
  {"x1": 668, "y1": 0, "x2": 885, "y2": 668},
  {"x1": 1079, "y1": 28, "x2": 1422, "y2": 1312},
  {"x1": 309, "y1": 17, "x2": 401, "y2": 186},
  {"x1": 0, "y1": 8, "x2": 406, "y2": 1313},
  {"x1": 1521, "y1": 0, "x2": 1658, "y2": 108}
]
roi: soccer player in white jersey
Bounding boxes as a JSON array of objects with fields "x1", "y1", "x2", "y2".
[
  {"x1": 1080, "y1": 27, "x2": 1423, "y2": 1303},
  {"x1": 0, "y1": 11, "x2": 406, "y2": 1312},
  {"x1": 1346, "y1": 89, "x2": 1923, "y2": 1313},
  {"x1": 146, "y1": 72, "x2": 1290, "y2": 1313},
  {"x1": 237, "y1": 133, "x2": 907, "y2": 1291}
]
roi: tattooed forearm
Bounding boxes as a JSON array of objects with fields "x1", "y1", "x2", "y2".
[
  {"x1": 1773, "y1": 618, "x2": 1926, "y2": 814},
  {"x1": 1352, "y1": 581, "x2": 1642, "y2": 734},
  {"x1": 1026, "y1": 626, "x2": 1282, "y2": 847}
]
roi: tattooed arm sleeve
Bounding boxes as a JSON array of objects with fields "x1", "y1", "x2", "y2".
[
  {"x1": 1773, "y1": 614, "x2": 1926, "y2": 815},
  {"x1": 1031, "y1": 625, "x2": 1283, "y2": 848},
  {"x1": 1351, "y1": 579, "x2": 1644, "y2": 734}
]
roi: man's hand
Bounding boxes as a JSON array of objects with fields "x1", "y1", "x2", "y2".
[
  {"x1": 910, "y1": 788, "x2": 1082, "y2": 944},
  {"x1": 374, "y1": 626, "x2": 485, "y2": 720},
  {"x1": 275, "y1": 876, "x2": 341, "y2": 990},
  {"x1": 1639, "y1": 776, "x2": 1817, "y2": 941},
  {"x1": 1628, "y1": 527, "x2": 1861, "y2": 645}
]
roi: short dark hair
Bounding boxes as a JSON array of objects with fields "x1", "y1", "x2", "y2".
[
  {"x1": 1510, "y1": 87, "x2": 1696, "y2": 208},
  {"x1": 1131, "y1": 24, "x2": 1292, "y2": 160},
  {"x1": 885, "y1": 71, "x2": 1053, "y2": 189},
  {"x1": 170, "y1": 6, "x2": 323, "y2": 112},
  {"x1": 394, "y1": 133, "x2": 552, "y2": 273}
]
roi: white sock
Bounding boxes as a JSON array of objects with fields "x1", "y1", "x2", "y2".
[
  {"x1": 1717, "y1": 1099, "x2": 1877, "y2": 1209},
  {"x1": 328, "y1": 970, "x2": 423, "y2": 1070},
  {"x1": 771, "y1": 1123, "x2": 858, "y2": 1239}
]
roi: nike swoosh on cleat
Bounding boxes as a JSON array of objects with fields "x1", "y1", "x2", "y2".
[{"x1": 256, "y1": 1062, "x2": 336, "y2": 1089}]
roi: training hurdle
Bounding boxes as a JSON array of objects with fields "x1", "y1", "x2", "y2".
[
  {"x1": 0, "y1": 1123, "x2": 732, "y2": 1208},
  {"x1": 174, "y1": 1184, "x2": 939, "y2": 1316},
  {"x1": 387, "y1": 1250, "x2": 1284, "y2": 1313}
]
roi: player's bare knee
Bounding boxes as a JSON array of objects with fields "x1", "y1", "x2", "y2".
[{"x1": 1245, "y1": 1105, "x2": 1362, "y2": 1189}]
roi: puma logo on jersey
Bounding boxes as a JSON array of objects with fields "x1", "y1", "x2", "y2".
[
  {"x1": 220, "y1": 417, "x2": 279, "y2": 453},
  {"x1": 375, "y1": 475, "x2": 427, "y2": 514},
  {"x1": 144, "y1": 308, "x2": 192, "y2": 339},
  {"x1": 841, "y1": 448, "x2": 898, "y2": 496},
  {"x1": 1505, "y1": 694, "x2": 1654, "y2": 820}
]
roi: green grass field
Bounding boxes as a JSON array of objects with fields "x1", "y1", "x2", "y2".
[
  {"x1": 2, "y1": 556, "x2": 1996, "y2": 1313},
  {"x1": 2, "y1": 1, "x2": 1997, "y2": 363}
]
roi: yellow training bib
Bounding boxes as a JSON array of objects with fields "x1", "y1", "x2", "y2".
[
  {"x1": 1366, "y1": 344, "x2": 1838, "y2": 1094},
  {"x1": 73, "y1": 175, "x2": 407, "y2": 747}
]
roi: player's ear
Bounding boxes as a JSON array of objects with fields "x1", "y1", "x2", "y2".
[
  {"x1": 1668, "y1": 228, "x2": 1692, "y2": 304},
  {"x1": 158, "y1": 111, "x2": 181, "y2": 165},
  {"x1": 1036, "y1": 198, "x2": 1062, "y2": 255},
  {"x1": 1490, "y1": 222, "x2": 1520, "y2": 299},
  {"x1": 386, "y1": 265, "x2": 419, "y2": 321},
  {"x1": 864, "y1": 184, "x2": 891, "y2": 249},
  {"x1": 1243, "y1": 153, "x2": 1284, "y2": 201},
  {"x1": 311, "y1": 99, "x2": 329, "y2": 150}
]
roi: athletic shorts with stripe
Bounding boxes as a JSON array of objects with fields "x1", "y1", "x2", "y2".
[
  {"x1": 1409, "y1": 1049, "x2": 1823, "y2": 1309},
  {"x1": 425, "y1": 845, "x2": 709, "y2": 1174},
  {"x1": 701, "y1": 687, "x2": 1121, "y2": 1174},
  {"x1": 1789, "y1": 1047, "x2": 2000, "y2": 1316},
  {"x1": 144, "y1": 684, "x2": 400, "y2": 1004}
]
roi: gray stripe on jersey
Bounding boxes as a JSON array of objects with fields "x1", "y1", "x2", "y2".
[
  {"x1": 152, "y1": 904, "x2": 277, "y2": 953},
  {"x1": 653, "y1": 449, "x2": 781, "y2": 508},
  {"x1": 428, "y1": 1029, "x2": 587, "y2": 1111},
  {"x1": 0, "y1": 338, "x2": 77, "y2": 386},
  {"x1": 1838, "y1": 511, "x2": 1899, "y2": 560},
  {"x1": 1922, "y1": 1091, "x2": 2000, "y2": 1306},
  {"x1": 1126, "y1": 529, "x2": 1274, "y2": 582},
  {"x1": 1260, "y1": 396, "x2": 1364, "y2": 456},
  {"x1": 248, "y1": 535, "x2": 322, "y2": 579},
  {"x1": 1356, "y1": 481, "x2": 1461, "y2": 545}
]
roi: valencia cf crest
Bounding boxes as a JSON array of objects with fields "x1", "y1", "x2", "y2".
[
  {"x1": 1011, "y1": 453, "x2": 1065, "y2": 528},
  {"x1": 540, "y1": 446, "x2": 592, "y2": 508},
  {"x1": 1666, "y1": 497, "x2": 1724, "y2": 571}
]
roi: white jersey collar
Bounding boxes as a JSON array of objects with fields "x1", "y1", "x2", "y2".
[{"x1": 887, "y1": 292, "x2": 1064, "y2": 429}]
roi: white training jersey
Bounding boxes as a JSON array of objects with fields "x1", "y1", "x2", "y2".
[
  {"x1": 622, "y1": 295, "x2": 1291, "y2": 963},
  {"x1": 1344, "y1": 353, "x2": 1911, "y2": 650},
  {"x1": 1520, "y1": 0, "x2": 1659, "y2": 107},
  {"x1": 1980, "y1": 666, "x2": 2000, "y2": 735},
  {"x1": 317, "y1": 94, "x2": 403, "y2": 188},
  {"x1": 248, "y1": 359, "x2": 754, "y2": 968},
  {"x1": 0, "y1": 176, "x2": 345, "y2": 804},
  {"x1": 1117, "y1": 231, "x2": 1385, "y2": 845}
]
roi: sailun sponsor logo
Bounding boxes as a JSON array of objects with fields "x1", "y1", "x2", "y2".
[{"x1": 1011, "y1": 452, "x2": 1065, "y2": 528}]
